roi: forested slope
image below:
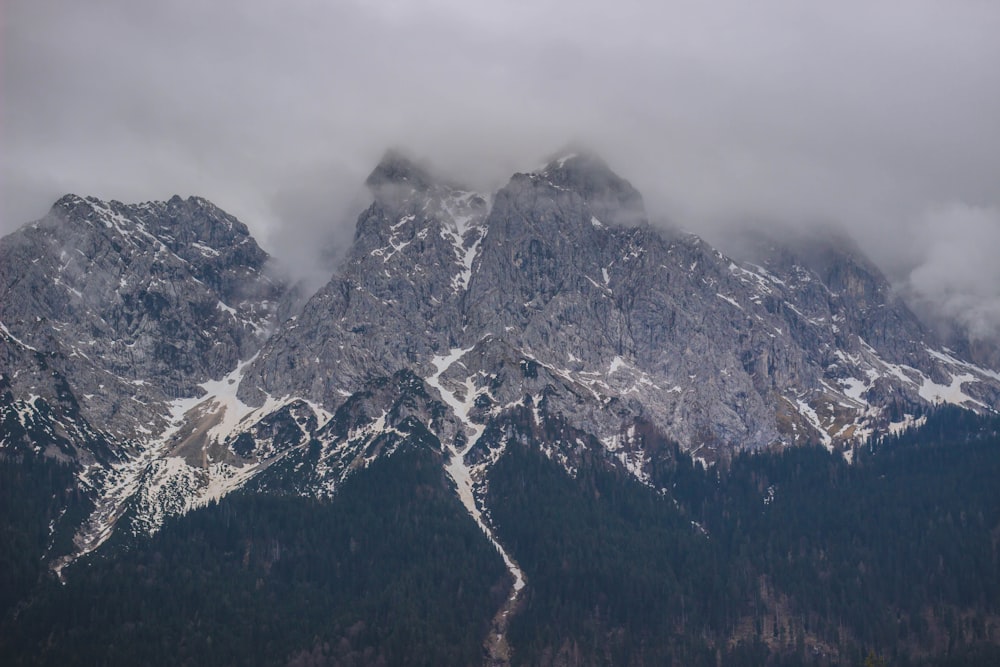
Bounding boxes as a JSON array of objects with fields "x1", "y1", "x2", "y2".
[{"x1": 2, "y1": 407, "x2": 998, "y2": 666}]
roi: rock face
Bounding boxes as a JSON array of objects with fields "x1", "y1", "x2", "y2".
[
  {"x1": 0, "y1": 194, "x2": 286, "y2": 564},
  {"x1": 238, "y1": 150, "x2": 489, "y2": 407},
  {"x1": 0, "y1": 194, "x2": 283, "y2": 434},
  {"x1": 242, "y1": 149, "x2": 1000, "y2": 464},
  {"x1": 3, "y1": 150, "x2": 1000, "y2": 568}
]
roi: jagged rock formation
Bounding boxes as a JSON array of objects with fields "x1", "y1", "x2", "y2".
[
  {"x1": 238, "y1": 150, "x2": 489, "y2": 406},
  {"x1": 0, "y1": 194, "x2": 286, "y2": 565},
  {"x1": 3, "y1": 150, "x2": 1000, "y2": 577},
  {"x1": 237, "y1": 149, "x2": 1000, "y2": 469},
  {"x1": 1, "y1": 194, "x2": 283, "y2": 435}
]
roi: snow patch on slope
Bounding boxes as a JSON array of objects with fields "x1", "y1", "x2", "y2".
[
  {"x1": 440, "y1": 190, "x2": 488, "y2": 293},
  {"x1": 795, "y1": 397, "x2": 833, "y2": 450},
  {"x1": 0, "y1": 320, "x2": 39, "y2": 351},
  {"x1": 60, "y1": 356, "x2": 334, "y2": 575},
  {"x1": 919, "y1": 373, "x2": 984, "y2": 408},
  {"x1": 426, "y1": 348, "x2": 526, "y2": 598}
]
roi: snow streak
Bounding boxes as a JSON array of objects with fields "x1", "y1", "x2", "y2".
[{"x1": 425, "y1": 348, "x2": 525, "y2": 662}]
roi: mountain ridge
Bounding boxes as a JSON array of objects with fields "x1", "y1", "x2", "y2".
[{"x1": 2, "y1": 151, "x2": 999, "y2": 579}]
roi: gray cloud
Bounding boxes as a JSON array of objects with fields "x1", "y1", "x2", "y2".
[
  {"x1": 3, "y1": 0, "x2": 1000, "y2": 339},
  {"x1": 902, "y1": 204, "x2": 1000, "y2": 341}
]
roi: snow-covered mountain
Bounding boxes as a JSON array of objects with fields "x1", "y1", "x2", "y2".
[{"x1": 3, "y1": 150, "x2": 999, "y2": 573}]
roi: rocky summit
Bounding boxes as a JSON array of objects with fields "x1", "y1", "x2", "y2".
[{"x1": 2, "y1": 150, "x2": 999, "y2": 570}]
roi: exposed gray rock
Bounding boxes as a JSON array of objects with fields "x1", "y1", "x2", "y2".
[
  {"x1": 0, "y1": 194, "x2": 285, "y2": 439},
  {"x1": 5, "y1": 150, "x2": 1000, "y2": 566},
  {"x1": 0, "y1": 194, "x2": 288, "y2": 567},
  {"x1": 238, "y1": 150, "x2": 489, "y2": 407},
  {"x1": 240, "y1": 149, "x2": 1000, "y2": 470}
]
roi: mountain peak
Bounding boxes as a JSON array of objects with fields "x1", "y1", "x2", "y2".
[
  {"x1": 53, "y1": 193, "x2": 88, "y2": 207},
  {"x1": 49, "y1": 193, "x2": 103, "y2": 220},
  {"x1": 536, "y1": 145, "x2": 607, "y2": 173},
  {"x1": 523, "y1": 147, "x2": 646, "y2": 226},
  {"x1": 365, "y1": 149, "x2": 435, "y2": 193}
]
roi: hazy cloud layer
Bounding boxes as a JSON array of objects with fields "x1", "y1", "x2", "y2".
[
  {"x1": 3, "y1": 0, "x2": 999, "y2": 336},
  {"x1": 903, "y1": 204, "x2": 1000, "y2": 341}
]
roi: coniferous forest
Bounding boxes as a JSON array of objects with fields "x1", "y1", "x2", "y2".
[{"x1": 1, "y1": 406, "x2": 999, "y2": 665}]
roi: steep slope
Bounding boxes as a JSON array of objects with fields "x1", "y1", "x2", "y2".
[
  {"x1": 0, "y1": 194, "x2": 286, "y2": 565},
  {"x1": 238, "y1": 150, "x2": 489, "y2": 407},
  {"x1": 128, "y1": 149, "x2": 1000, "y2": 536},
  {"x1": 0, "y1": 194, "x2": 283, "y2": 437},
  {"x1": 455, "y1": 151, "x2": 1000, "y2": 461},
  {"x1": 4, "y1": 150, "x2": 1000, "y2": 594}
]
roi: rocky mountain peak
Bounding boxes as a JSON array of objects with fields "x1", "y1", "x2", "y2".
[
  {"x1": 43, "y1": 193, "x2": 252, "y2": 254},
  {"x1": 0, "y1": 193, "x2": 286, "y2": 437},
  {"x1": 536, "y1": 146, "x2": 609, "y2": 176},
  {"x1": 7, "y1": 151, "x2": 1000, "y2": 570},
  {"x1": 163, "y1": 194, "x2": 243, "y2": 235},
  {"x1": 505, "y1": 147, "x2": 647, "y2": 226},
  {"x1": 239, "y1": 151, "x2": 491, "y2": 410},
  {"x1": 364, "y1": 149, "x2": 435, "y2": 196},
  {"x1": 51, "y1": 193, "x2": 92, "y2": 215},
  {"x1": 354, "y1": 151, "x2": 483, "y2": 244}
]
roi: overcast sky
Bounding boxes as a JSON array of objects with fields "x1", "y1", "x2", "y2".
[{"x1": 3, "y1": 0, "x2": 999, "y2": 337}]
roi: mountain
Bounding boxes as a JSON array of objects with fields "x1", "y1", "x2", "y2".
[
  {"x1": 2, "y1": 151, "x2": 1000, "y2": 665},
  {"x1": 4, "y1": 151, "x2": 1000, "y2": 552},
  {"x1": 0, "y1": 194, "x2": 286, "y2": 565},
  {"x1": 234, "y1": 148, "x2": 999, "y2": 482},
  {"x1": 1, "y1": 194, "x2": 283, "y2": 436}
]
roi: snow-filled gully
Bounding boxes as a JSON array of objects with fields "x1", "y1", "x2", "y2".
[{"x1": 426, "y1": 348, "x2": 525, "y2": 664}]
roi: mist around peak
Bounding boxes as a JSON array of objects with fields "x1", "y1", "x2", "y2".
[{"x1": 3, "y1": 0, "x2": 998, "y2": 348}]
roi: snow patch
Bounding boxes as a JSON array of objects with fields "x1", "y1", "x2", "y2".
[
  {"x1": 840, "y1": 377, "x2": 869, "y2": 404},
  {"x1": 60, "y1": 355, "x2": 336, "y2": 575},
  {"x1": 919, "y1": 373, "x2": 985, "y2": 408},
  {"x1": 440, "y1": 191, "x2": 487, "y2": 293},
  {"x1": 556, "y1": 152, "x2": 577, "y2": 168},
  {"x1": 889, "y1": 414, "x2": 927, "y2": 436},
  {"x1": 390, "y1": 214, "x2": 415, "y2": 231},
  {"x1": 715, "y1": 293, "x2": 742, "y2": 309},
  {"x1": 608, "y1": 356, "x2": 626, "y2": 375},
  {"x1": 0, "y1": 320, "x2": 38, "y2": 351},
  {"x1": 795, "y1": 398, "x2": 833, "y2": 450},
  {"x1": 191, "y1": 242, "x2": 220, "y2": 258},
  {"x1": 425, "y1": 348, "x2": 526, "y2": 599},
  {"x1": 926, "y1": 347, "x2": 1000, "y2": 383},
  {"x1": 216, "y1": 301, "x2": 237, "y2": 317}
]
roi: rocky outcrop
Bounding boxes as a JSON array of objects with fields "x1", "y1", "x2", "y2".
[
  {"x1": 0, "y1": 195, "x2": 285, "y2": 438},
  {"x1": 238, "y1": 150, "x2": 489, "y2": 407}
]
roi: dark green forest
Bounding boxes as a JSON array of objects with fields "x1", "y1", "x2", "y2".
[
  {"x1": 488, "y1": 406, "x2": 1000, "y2": 665},
  {"x1": 0, "y1": 453, "x2": 88, "y2": 620},
  {"x1": 0, "y1": 435, "x2": 509, "y2": 666},
  {"x1": 2, "y1": 406, "x2": 999, "y2": 665}
]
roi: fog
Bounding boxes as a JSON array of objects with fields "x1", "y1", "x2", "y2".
[{"x1": 3, "y1": 0, "x2": 999, "y2": 337}]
